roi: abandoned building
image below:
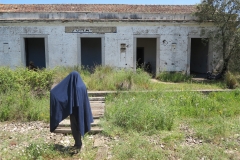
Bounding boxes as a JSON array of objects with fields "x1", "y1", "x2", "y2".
[{"x1": 0, "y1": 4, "x2": 220, "y2": 76}]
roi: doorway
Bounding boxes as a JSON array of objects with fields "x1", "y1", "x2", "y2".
[
  {"x1": 137, "y1": 47, "x2": 144, "y2": 68},
  {"x1": 81, "y1": 38, "x2": 102, "y2": 69},
  {"x1": 190, "y1": 38, "x2": 209, "y2": 77},
  {"x1": 25, "y1": 38, "x2": 46, "y2": 68},
  {"x1": 136, "y1": 38, "x2": 156, "y2": 74}
]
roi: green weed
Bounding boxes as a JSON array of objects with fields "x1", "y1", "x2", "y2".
[
  {"x1": 105, "y1": 92, "x2": 174, "y2": 134},
  {"x1": 112, "y1": 132, "x2": 167, "y2": 160},
  {"x1": 156, "y1": 71, "x2": 193, "y2": 83}
]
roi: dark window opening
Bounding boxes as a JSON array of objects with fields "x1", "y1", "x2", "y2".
[{"x1": 25, "y1": 38, "x2": 46, "y2": 68}]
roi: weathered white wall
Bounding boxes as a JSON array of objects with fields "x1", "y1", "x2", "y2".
[{"x1": 0, "y1": 21, "x2": 220, "y2": 74}]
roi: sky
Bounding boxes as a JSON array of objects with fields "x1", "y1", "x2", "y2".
[{"x1": 0, "y1": 0, "x2": 201, "y2": 5}]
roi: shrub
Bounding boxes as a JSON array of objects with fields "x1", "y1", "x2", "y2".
[
  {"x1": 224, "y1": 71, "x2": 238, "y2": 89},
  {"x1": 0, "y1": 67, "x2": 19, "y2": 92},
  {"x1": 0, "y1": 67, "x2": 53, "y2": 121},
  {"x1": 0, "y1": 67, "x2": 54, "y2": 95}
]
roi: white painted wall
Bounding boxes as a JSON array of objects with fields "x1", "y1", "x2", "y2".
[{"x1": 0, "y1": 21, "x2": 220, "y2": 74}]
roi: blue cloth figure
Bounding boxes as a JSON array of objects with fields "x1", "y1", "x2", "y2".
[{"x1": 50, "y1": 71, "x2": 93, "y2": 138}]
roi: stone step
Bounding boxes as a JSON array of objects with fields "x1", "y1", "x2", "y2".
[
  {"x1": 90, "y1": 101, "x2": 105, "y2": 104},
  {"x1": 54, "y1": 94, "x2": 107, "y2": 134},
  {"x1": 88, "y1": 91, "x2": 116, "y2": 97},
  {"x1": 53, "y1": 94, "x2": 106, "y2": 134},
  {"x1": 54, "y1": 126, "x2": 103, "y2": 134},
  {"x1": 89, "y1": 97, "x2": 105, "y2": 101},
  {"x1": 59, "y1": 119, "x2": 100, "y2": 127},
  {"x1": 64, "y1": 110, "x2": 104, "y2": 119},
  {"x1": 90, "y1": 103, "x2": 105, "y2": 109}
]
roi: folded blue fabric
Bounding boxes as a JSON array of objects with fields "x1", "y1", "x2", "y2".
[{"x1": 50, "y1": 71, "x2": 93, "y2": 136}]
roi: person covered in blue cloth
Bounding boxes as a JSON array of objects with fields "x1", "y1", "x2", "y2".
[{"x1": 50, "y1": 71, "x2": 93, "y2": 153}]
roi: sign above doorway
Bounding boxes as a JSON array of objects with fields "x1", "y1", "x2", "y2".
[{"x1": 65, "y1": 26, "x2": 117, "y2": 34}]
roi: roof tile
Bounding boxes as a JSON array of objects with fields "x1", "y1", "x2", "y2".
[{"x1": 0, "y1": 4, "x2": 196, "y2": 14}]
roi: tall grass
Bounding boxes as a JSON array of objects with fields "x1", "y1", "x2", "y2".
[
  {"x1": 156, "y1": 71, "x2": 193, "y2": 83},
  {"x1": 104, "y1": 90, "x2": 240, "y2": 135},
  {"x1": 102, "y1": 90, "x2": 240, "y2": 159},
  {"x1": 53, "y1": 65, "x2": 153, "y2": 91},
  {"x1": 105, "y1": 92, "x2": 174, "y2": 134}
]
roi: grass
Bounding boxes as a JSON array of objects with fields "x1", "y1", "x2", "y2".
[
  {"x1": 0, "y1": 66, "x2": 240, "y2": 159},
  {"x1": 53, "y1": 65, "x2": 153, "y2": 91},
  {"x1": 156, "y1": 71, "x2": 193, "y2": 83},
  {"x1": 101, "y1": 90, "x2": 240, "y2": 159}
]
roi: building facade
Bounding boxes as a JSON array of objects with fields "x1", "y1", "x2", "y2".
[{"x1": 0, "y1": 4, "x2": 219, "y2": 75}]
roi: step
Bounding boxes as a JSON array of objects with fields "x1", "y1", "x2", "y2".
[
  {"x1": 89, "y1": 97, "x2": 105, "y2": 101},
  {"x1": 54, "y1": 126, "x2": 103, "y2": 134},
  {"x1": 90, "y1": 101, "x2": 105, "y2": 104},
  {"x1": 65, "y1": 112, "x2": 104, "y2": 119},
  {"x1": 88, "y1": 91, "x2": 117, "y2": 97},
  {"x1": 58, "y1": 119, "x2": 100, "y2": 127},
  {"x1": 92, "y1": 110, "x2": 104, "y2": 116},
  {"x1": 90, "y1": 103, "x2": 105, "y2": 109},
  {"x1": 53, "y1": 92, "x2": 106, "y2": 134}
]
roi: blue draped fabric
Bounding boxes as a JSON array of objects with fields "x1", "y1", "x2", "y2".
[{"x1": 50, "y1": 71, "x2": 93, "y2": 136}]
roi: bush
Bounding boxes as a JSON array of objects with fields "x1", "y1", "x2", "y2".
[
  {"x1": 0, "y1": 67, "x2": 54, "y2": 95},
  {"x1": 0, "y1": 67, "x2": 53, "y2": 121},
  {"x1": 224, "y1": 71, "x2": 238, "y2": 89},
  {"x1": 0, "y1": 67, "x2": 19, "y2": 92}
]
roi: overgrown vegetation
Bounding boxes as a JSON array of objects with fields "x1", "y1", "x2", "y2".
[
  {"x1": 156, "y1": 71, "x2": 193, "y2": 83},
  {"x1": 1, "y1": 66, "x2": 240, "y2": 159},
  {"x1": 104, "y1": 90, "x2": 240, "y2": 134},
  {"x1": 53, "y1": 65, "x2": 153, "y2": 91},
  {"x1": 0, "y1": 67, "x2": 53, "y2": 122},
  {"x1": 0, "y1": 66, "x2": 239, "y2": 122},
  {"x1": 102, "y1": 90, "x2": 240, "y2": 159},
  {"x1": 224, "y1": 71, "x2": 239, "y2": 89}
]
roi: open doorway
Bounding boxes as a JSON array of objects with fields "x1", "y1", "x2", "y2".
[
  {"x1": 137, "y1": 47, "x2": 144, "y2": 68},
  {"x1": 190, "y1": 38, "x2": 209, "y2": 78},
  {"x1": 136, "y1": 38, "x2": 156, "y2": 75},
  {"x1": 25, "y1": 38, "x2": 46, "y2": 68},
  {"x1": 81, "y1": 38, "x2": 102, "y2": 70}
]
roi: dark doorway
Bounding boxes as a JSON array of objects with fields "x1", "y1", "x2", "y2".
[
  {"x1": 190, "y1": 38, "x2": 209, "y2": 77},
  {"x1": 81, "y1": 38, "x2": 102, "y2": 69},
  {"x1": 136, "y1": 38, "x2": 156, "y2": 74},
  {"x1": 137, "y1": 47, "x2": 144, "y2": 68},
  {"x1": 25, "y1": 38, "x2": 46, "y2": 68}
]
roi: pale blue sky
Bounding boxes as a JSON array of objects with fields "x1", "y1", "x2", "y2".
[{"x1": 0, "y1": 0, "x2": 201, "y2": 5}]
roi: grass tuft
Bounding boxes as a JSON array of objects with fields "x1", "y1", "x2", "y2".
[{"x1": 156, "y1": 71, "x2": 193, "y2": 83}]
